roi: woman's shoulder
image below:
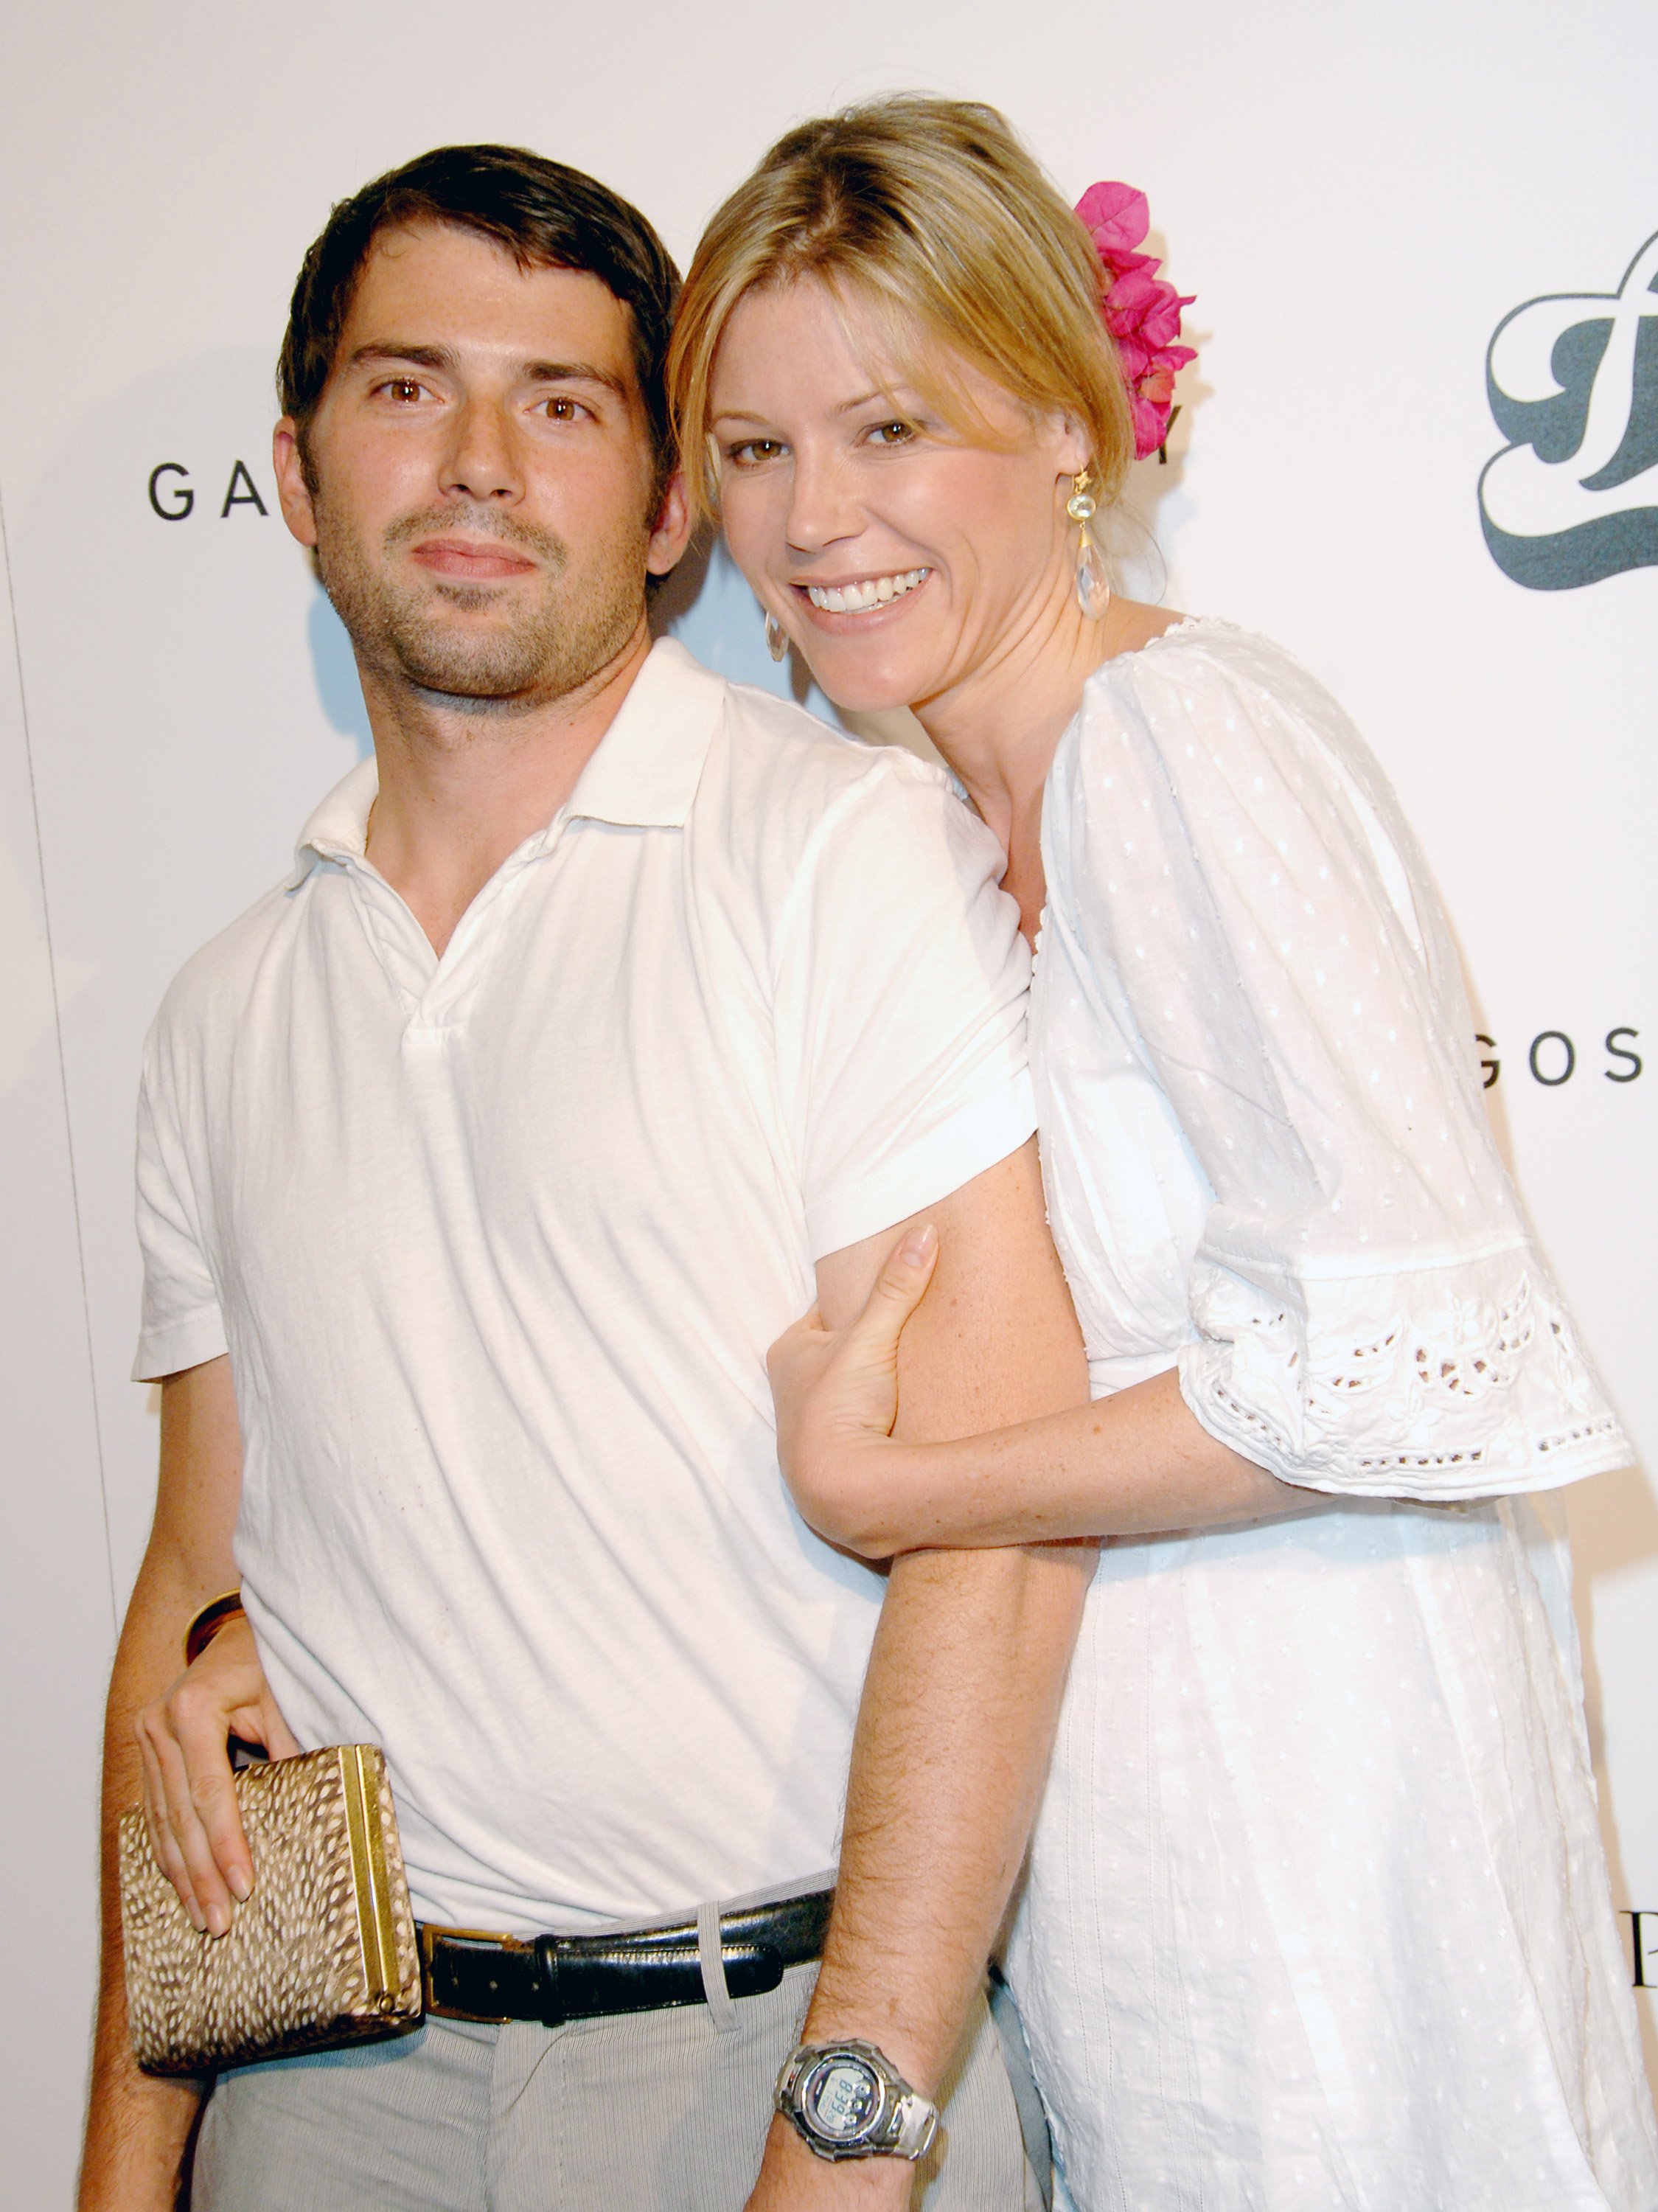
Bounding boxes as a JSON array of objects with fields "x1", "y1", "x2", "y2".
[
  {"x1": 1066, "y1": 612, "x2": 1381, "y2": 806},
  {"x1": 1053, "y1": 611, "x2": 1444, "y2": 978},
  {"x1": 1088, "y1": 613, "x2": 1339, "y2": 720}
]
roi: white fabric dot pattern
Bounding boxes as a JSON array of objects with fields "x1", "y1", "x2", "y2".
[{"x1": 1011, "y1": 619, "x2": 1658, "y2": 2210}]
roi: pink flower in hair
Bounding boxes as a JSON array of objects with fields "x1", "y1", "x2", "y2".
[
  {"x1": 1075, "y1": 181, "x2": 1195, "y2": 459},
  {"x1": 1075, "y1": 181, "x2": 1152, "y2": 266}
]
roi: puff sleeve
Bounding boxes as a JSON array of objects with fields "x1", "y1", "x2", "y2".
[{"x1": 1045, "y1": 623, "x2": 1628, "y2": 1499}]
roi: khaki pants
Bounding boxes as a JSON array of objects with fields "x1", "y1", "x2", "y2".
[{"x1": 192, "y1": 1964, "x2": 1047, "y2": 2211}]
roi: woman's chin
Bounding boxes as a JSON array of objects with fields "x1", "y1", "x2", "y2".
[{"x1": 796, "y1": 642, "x2": 927, "y2": 719}]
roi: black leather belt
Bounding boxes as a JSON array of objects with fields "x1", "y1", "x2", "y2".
[{"x1": 419, "y1": 1888, "x2": 833, "y2": 2027}]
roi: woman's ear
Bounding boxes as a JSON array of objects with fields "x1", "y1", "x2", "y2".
[{"x1": 1047, "y1": 411, "x2": 1093, "y2": 481}]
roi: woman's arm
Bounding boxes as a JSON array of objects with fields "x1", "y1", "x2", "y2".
[{"x1": 770, "y1": 1228, "x2": 1302, "y2": 1557}]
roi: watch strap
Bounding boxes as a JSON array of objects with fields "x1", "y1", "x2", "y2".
[{"x1": 889, "y1": 2087, "x2": 939, "y2": 2160}]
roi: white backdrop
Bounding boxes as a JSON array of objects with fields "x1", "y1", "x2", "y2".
[{"x1": 1, "y1": 2, "x2": 1654, "y2": 2198}]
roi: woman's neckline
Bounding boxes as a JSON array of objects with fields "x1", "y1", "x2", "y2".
[
  {"x1": 1097, "y1": 610, "x2": 1229, "y2": 671},
  {"x1": 938, "y1": 613, "x2": 1237, "y2": 868}
]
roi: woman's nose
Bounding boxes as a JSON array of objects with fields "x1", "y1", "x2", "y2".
[{"x1": 784, "y1": 448, "x2": 861, "y2": 554}]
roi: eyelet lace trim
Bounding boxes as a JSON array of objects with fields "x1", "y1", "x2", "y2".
[{"x1": 1180, "y1": 1250, "x2": 1628, "y2": 1498}]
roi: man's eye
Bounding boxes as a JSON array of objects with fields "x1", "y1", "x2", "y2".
[
  {"x1": 381, "y1": 378, "x2": 425, "y2": 403},
  {"x1": 726, "y1": 439, "x2": 785, "y2": 467},
  {"x1": 543, "y1": 397, "x2": 588, "y2": 421},
  {"x1": 865, "y1": 420, "x2": 915, "y2": 448}
]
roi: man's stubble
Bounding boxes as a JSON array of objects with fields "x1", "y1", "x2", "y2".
[{"x1": 316, "y1": 498, "x2": 646, "y2": 712}]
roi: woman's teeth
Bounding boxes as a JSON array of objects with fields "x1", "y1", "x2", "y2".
[{"x1": 804, "y1": 568, "x2": 929, "y2": 614}]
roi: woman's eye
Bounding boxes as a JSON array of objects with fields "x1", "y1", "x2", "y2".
[
  {"x1": 726, "y1": 439, "x2": 785, "y2": 467},
  {"x1": 865, "y1": 420, "x2": 916, "y2": 448}
]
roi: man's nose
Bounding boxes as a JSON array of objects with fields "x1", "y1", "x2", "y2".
[
  {"x1": 440, "y1": 397, "x2": 523, "y2": 504},
  {"x1": 784, "y1": 448, "x2": 861, "y2": 554}
]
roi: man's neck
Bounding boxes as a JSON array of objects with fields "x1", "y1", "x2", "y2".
[{"x1": 360, "y1": 615, "x2": 654, "y2": 956}]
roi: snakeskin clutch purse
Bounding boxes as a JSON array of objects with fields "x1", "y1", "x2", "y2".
[{"x1": 119, "y1": 1744, "x2": 423, "y2": 2074}]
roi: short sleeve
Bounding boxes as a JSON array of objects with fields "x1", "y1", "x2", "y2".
[
  {"x1": 133, "y1": 1015, "x2": 228, "y2": 1381},
  {"x1": 1050, "y1": 625, "x2": 1629, "y2": 1500},
  {"x1": 773, "y1": 757, "x2": 1036, "y2": 1259}
]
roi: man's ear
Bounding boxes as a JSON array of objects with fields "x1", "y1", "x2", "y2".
[
  {"x1": 272, "y1": 418, "x2": 320, "y2": 549},
  {"x1": 646, "y1": 466, "x2": 694, "y2": 577}
]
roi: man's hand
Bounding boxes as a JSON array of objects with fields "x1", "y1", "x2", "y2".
[{"x1": 136, "y1": 1613, "x2": 301, "y2": 1935}]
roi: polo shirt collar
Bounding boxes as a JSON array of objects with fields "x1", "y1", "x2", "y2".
[
  {"x1": 285, "y1": 636, "x2": 725, "y2": 888},
  {"x1": 286, "y1": 758, "x2": 377, "y2": 888},
  {"x1": 562, "y1": 636, "x2": 723, "y2": 830}
]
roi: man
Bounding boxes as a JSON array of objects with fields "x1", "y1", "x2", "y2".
[{"x1": 79, "y1": 145, "x2": 1093, "y2": 2212}]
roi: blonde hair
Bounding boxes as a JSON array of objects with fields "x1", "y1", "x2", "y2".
[{"x1": 668, "y1": 94, "x2": 1135, "y2": 524}]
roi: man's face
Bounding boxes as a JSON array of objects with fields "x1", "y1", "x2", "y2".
[{"x1": 274, "y1": 221, "x2": 685, "y2": 710}]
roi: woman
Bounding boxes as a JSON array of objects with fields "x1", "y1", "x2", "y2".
[{"x1": 668, "y1": 97, "x2": 1658, "y2": 2211}]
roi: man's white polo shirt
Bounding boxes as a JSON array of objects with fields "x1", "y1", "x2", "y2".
[{"x1": 135, "y1": 639, "x2": 1034, "y2": 1935}]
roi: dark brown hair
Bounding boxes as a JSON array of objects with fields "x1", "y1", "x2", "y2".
[{"x1": 279, "y1": 143, "x2": 680, "y2": 490}]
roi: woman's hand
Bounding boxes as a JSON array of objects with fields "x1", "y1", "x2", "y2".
[
  {"x1": 134, "y1": 1613, "x2": 302, "y2": 1935},
  {"x1": 767, "y1": 1222, "x2": 938, "y2": 1554}
]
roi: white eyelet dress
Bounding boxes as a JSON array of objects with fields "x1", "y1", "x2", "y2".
[{"x1": 1007, "y1": 620, "x2": 1658, "y2": 2211}]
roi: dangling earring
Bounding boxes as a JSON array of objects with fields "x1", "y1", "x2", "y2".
[
  {"x1": 764, "y1": 611, "x2": 789, "y2": 663},
  {"x1": 1067, "y1": 468, "x2": 1112, "y2": 621}
]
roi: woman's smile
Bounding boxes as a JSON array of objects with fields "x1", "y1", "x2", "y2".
[{"x1": 797, "y1": 566, "x2": 932, "y2": 619}]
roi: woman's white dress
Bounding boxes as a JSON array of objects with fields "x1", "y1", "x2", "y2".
[{"x1": 1006, "y1": 619, "x2": 1658, "y2": 2211}]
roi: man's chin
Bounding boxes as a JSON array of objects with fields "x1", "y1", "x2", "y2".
[
  {"x1": 386, "y1": 624, "x2": 562, "y2": 709},
  {"x1": 403, "y1": 675, "x2": 546, "y2": 715}
]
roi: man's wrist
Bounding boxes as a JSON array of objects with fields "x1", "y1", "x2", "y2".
[
  {"x1": 748, "y1": 2116, "x2": 916, "y2": 2207},
  {"x1": 776, "y1": 2037, "x2": 938, "y2": 2163},
  {"x1": 798, "y1": 1986, "x2": 938, "y2": 2100}
]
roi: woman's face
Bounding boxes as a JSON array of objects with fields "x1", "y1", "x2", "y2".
[{"x1": 709, "y1": 278, "x2": 1087, "y2": 714}]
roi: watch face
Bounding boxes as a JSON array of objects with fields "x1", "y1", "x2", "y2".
[{"x1": 801, "y1": 2053, "x2": 881, "y2": 2143}]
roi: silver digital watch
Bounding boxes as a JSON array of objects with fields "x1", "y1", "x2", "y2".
[{"x1": 775, "y1": 2039, "x2": 939, "y2": 2162}]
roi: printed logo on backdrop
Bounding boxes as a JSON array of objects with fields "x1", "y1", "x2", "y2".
[
  {"x1": 1476, "y1": 1028, "x2": 1640, "y2": 1089},
  {"x1": 147, "y1": 459, "x2": 270, "y2": 519},
  {"x1": 1479, "y1": 229, "x2": 1658, "y2": 589}
]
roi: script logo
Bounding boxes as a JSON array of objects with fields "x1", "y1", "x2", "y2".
[{"x1": 1479, "y1": 229, "x2": 1658, "y2": 589}]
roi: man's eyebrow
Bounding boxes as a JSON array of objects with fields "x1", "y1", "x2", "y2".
[
  {"x1": 520, "y1": 359, "x2": 631, "y2": 397},
  {"x1": 346, "y1": 344, "x2": 630, "y2": 398},
  {"x1": 346, "y1": 342, "x2": 458, "y2": 373}
]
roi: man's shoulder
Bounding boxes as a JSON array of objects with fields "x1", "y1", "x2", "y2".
[
  {"x1": 669, "y1": 658, "x2": 1013, "y2": 959},
  {"x1": 148, "y1": 874, "x2": 299, "y2": 1053},
  {"x1": 699, "y1": 661, "x2": 958, "y2": 834}
]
